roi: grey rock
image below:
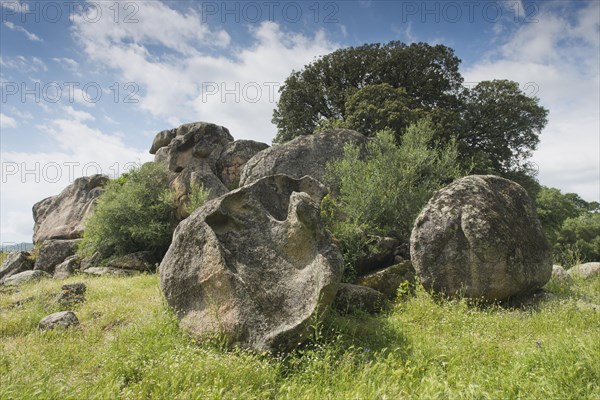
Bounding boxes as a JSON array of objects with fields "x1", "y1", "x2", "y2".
[
  {"x1": 34, "y1": 239, "x2": 80, "y2": 274},
  {"x1": 355, "y1": 236, "x2": 400, "y2": 276},
  {"x1": 332, "y1": 283, "x2": 386, "y2": 315},
  {"x1": 217, "y1": 140, "x2": 269, "y2": 189},
  {"x1": 106, "y1": 251, "x2": 155, "y2": 272},
  {"x1": 53, "y1": 255, "x2": 81, "y2": 279},
  {"x1": 239, "y1": 129, "x2": 367, "y2": 187},
  {"x1": 149, "y1": 129, "x2": 176, "y2": 154},
  {"x1": 160, "y1": 174, "x2": 342, "y2": 353},
  {"x1": 410, "y1": 175, "x2": 552, "y2": 302},
  {"x1": 551, "y1": 265, "x2": 570, "y2": 282},
  {"x1": 58, "y1": 282, "x2": 86, "y2": 305},
  {"x1": 32, "y1": 175, "x2": 108, "y2": 243},
  {"x1": 152, "y1": 122, "x2": 234, "y2": 220},
  {"x1": 0, "y1": 251, "x2": 33, "y2": 281},
  {"x1": 83, "y1": 267, "x2": 140, "y2": 276},
  {"x1": 80, "y1": 252, "x2": 100, "y2": 270},
  {"x1": 568, "y1": 262, "x2": 600, "y2": 279},
  {"x1": 38, "y1": 311, "x2": 79, "y2": 330},
  {"x1": 3, "y1": 270, "x2": 50, "y2": 286},
  {"x1": 356, "y1": 261, "x2": 416, "y2": 299}
]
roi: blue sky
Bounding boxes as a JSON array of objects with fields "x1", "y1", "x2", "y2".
[{"x1": 1, "y1": 0, "x2": 599, "y2": 244}]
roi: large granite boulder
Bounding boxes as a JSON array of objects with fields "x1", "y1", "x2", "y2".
[
  {"x1": 217, "y1": 140, "x2": 269, "y2": 189},
  {"x1": 53, "y1": 255, "x2": 81, "y2": 279},
  {"x1": 568, "y1": 262, "x2": 600, "y2": 279},
  {"x1": 106, "y1": 251, "x2": 155, "y2": 272},
  {"x1": 239, "y1": 129, "x2": 367, "y2": 187},
  {"x1": 150, "y1": 122, "x2": 268, "y2": 219},
  {"x1": 32, "y1": 175, "x2": 108, "y2": 243},
  {"x1": 160, "y1": 175, "x2": 343, "y2": 353},
  {"x1": 34, "y1": 239, "x2": 80, "y2": 274},
  {"x1": 410, "y1": 175, "x2": 552, "y2": 302},
  {"x1": 0, "y1": 251, "x2": 33, "y2": 282}
]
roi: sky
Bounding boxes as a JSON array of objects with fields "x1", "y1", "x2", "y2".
[{"x1": 0, "y1": 0, "x2": 599, "y2": 244}]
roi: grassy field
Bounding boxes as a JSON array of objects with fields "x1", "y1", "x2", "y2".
[{"x1": 1, "y1": 273, "x2": 598, "y2": 399}]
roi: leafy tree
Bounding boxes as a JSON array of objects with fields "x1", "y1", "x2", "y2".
[
  {"x1": 344, "y1": 83, "x2": 424, "y2": 138},
  {"x1": 461, "y1": 80, "x2": 549, "y2": 174},
  {"x1": 184, "y1": 182, "x2": 210, "y2": 215},
  {"x1": 322, "y1": 118, "x2": 462, "y2": 278},
  {"x1": 78, "y1": 162, "x2": 177, "y2": 262},
  {"x1": 273, "y1": 43, "x2": 548, "y2": 184},
  {"x1": 273, "y1": 41, "x2": 463, "y2": 143}
]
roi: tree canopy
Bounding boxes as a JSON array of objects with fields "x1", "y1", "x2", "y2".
[{"x1": 273, "y1": 41, "x2": 548, "y2": 180}]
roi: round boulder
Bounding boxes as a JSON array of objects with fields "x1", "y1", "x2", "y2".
[
  {"x1": 410, "y1": 175, "x2": 552, "y2": 302},
  {"x1": 160, "y1": 175, "x2": 343, "y2": 353}
]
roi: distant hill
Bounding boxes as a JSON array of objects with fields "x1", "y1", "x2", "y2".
[{"x1": 1, "y1": 242, "x2": 34, "y2": 252}]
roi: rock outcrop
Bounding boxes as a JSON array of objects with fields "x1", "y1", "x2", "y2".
[
  {"x1": 0, "y1": 251, "x2": 33, "y2": 282},
  {"x1": 410, "y1": 175, "x2": 552, "y2": 302},
  {"x1": 150, "y1": 122, "x2": 268, "y2": 219},
  {"x1": 32, "y1": 175, "x2": 108, "y2": 243},
  {"x1": 239, "y1": 129, "x2": 367, "y2": 187},
  {"x1": 34, "y1": 239, "x2": 80, "y2": 274},
  {"x1": 160, "y1": 175, "x2": 343, "y2": 353}
]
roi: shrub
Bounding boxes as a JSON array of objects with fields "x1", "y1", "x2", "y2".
[
  {"x1": 554, "y1": 213, "x2": 600, "y2": 266},
  {"x1": 78, "y1": 162, "x2": 176, "y2": 262},
  {"x1": 184, "y1": 182, "x2": 210, "y2": 215},
  {"x1": 322, "y1": 118, "x2": 462, "y2": 278}
]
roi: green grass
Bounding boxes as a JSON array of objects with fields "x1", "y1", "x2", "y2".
[{"x1": 1, "y1": 274, "x2": 598, "y2": 399}]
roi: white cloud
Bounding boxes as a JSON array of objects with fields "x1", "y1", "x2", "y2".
[
  {"x1": 1, "y1": 118, "x2": 152, "y2": 242},
  {"x1": 0, "y1": 55, "x2": 47, "y2": 73},
  {"x1": 463, "y1": 1, "x2": 600, "y2": 201},
  {"x1": 71, "y1": 1, "x2": 337, "y2": 144},
  {"x1": 3, "y1": 21, "x2": 42, "y2": 42},
  {"x1": 52, "y1": 57, "x2": 79, "y2": 72},
  {"x1": 0, "y1": 113, "x2": 17, "y2": 128}
]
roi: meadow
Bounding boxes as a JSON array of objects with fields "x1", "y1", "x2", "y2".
[{"x1": 1, "y1": 273, "x2": 598, "y2": 399}]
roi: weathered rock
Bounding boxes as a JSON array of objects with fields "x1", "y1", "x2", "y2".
[
  {"x1": 354, "y1": 236, "x2": 400, "y2": 276},
  {"x1": 0, "y1": 251, "x2": 33, "y2": 281},
  {"x1": 170, "y1": 160, "x2": 229, "y2": 219},
  {"x1": 568, "y1": 262, "x2": 600, "y2": 279},
  {"x1": 217, "y1": 140, "x2": 270, "y2": 189},
  {"x1": 152, "y1": 122, "x2": 234, "y2": 220},
  {"x1": 58, "y1": 282, "x2": 86, "y2": 305},
  {"x1": 551, "y1": 265, "x2": 570, "y2": 282},
  {"x1": 83, "y1": 267, "x2": 140, "y2": 276},
  {"x1": 332, "y1": 283, "x2": 386, "y2": 315},
  {"x1": 356, "y1": 261, "x2": 416, "y2": 299},
  {"x1": 53, "y1": 255, "x2": 81, "y2": 279},
  {"x1": 106, "y1": 251, "x2": 155, "y2": 272},
  {"x1": 410, "y1": 175, "x2": 552, "y2": 302},
  {"x1": 32, "y1": 175, "x2": 108, "y2": 243},
  {"x1": 34, "y1": 239, "x2": 80, "y2": 274},
  {"x1": 3, "y1": 270, "x2": 50, "y2": 286},
  {"x1": 80, "y1": 252, "x2": 100, "y2": 270},
  {"x1": 38, "y1": 311, "x2": 79, "y2": 330},
  {"x1": 149, "y1": 129, "x2": 176, "y2": 154},
  {"x1": 157, "y1": 122, "x2": 233, "y2": 173},
  {"x1": 239, "y1": 129, "x2": 367, "y2": 187},
  {"x1": 160, "y1": 175, "x2": 343, "y2": 353}
]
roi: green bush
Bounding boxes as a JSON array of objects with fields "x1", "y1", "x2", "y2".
[
  {"x1": 554, "y1": 213, "x2": 600, "y2": 266},
  {"x1": 322, "y1": 118, "x2": 462, "y2": 278},
  {"x1": 184, "y1": 182, "x2": 210, "y2": 215},
  {"x1": 78, "y1": 162, "x2": 176, "y2": 262}
]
